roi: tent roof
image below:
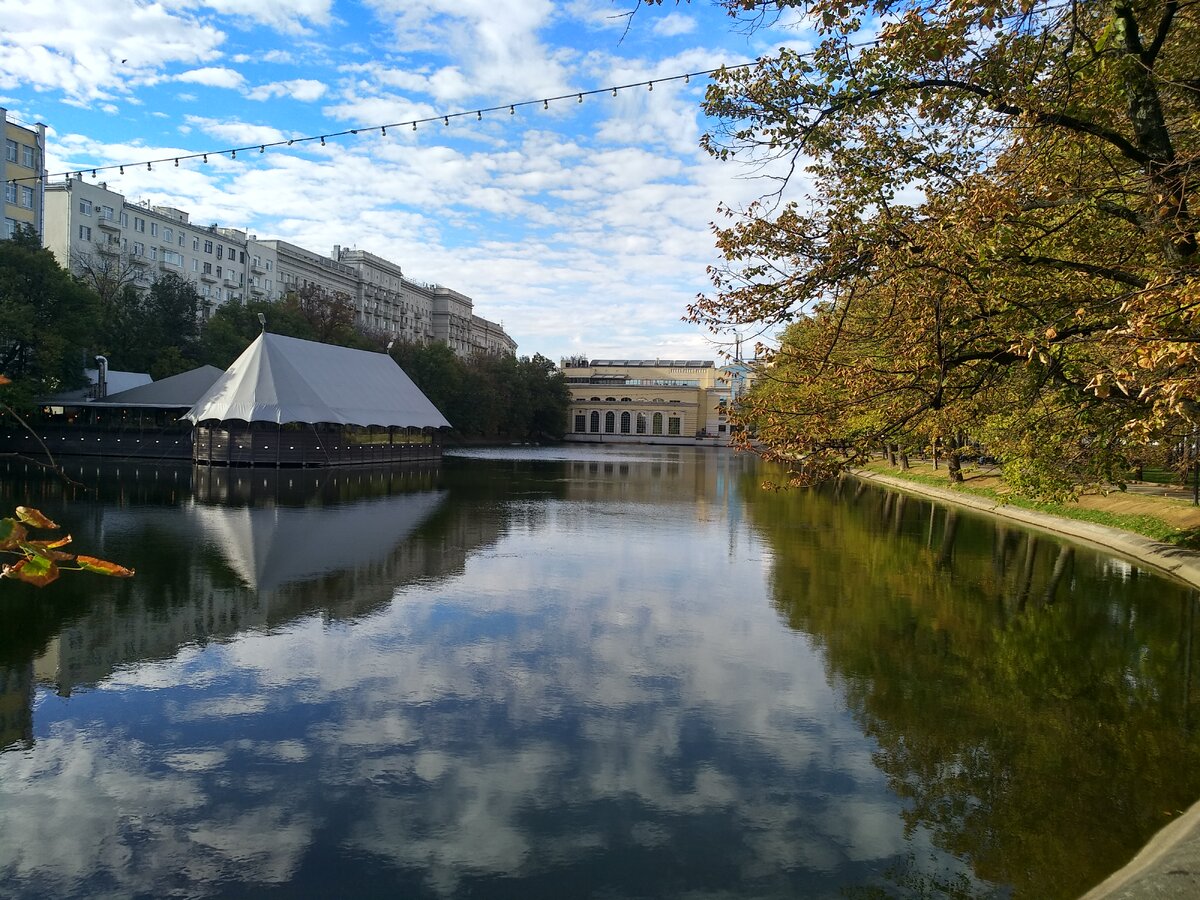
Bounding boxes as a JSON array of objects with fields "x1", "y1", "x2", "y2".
[
  {"x1": 183, "y1": 332, "x2": 451, "y2": 429},
  {"x1": 97, "y1": 365, "x2": 225, "y2": 409}
]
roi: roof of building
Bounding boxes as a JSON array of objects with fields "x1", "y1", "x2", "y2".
[
  {"x1": 183, "y1": 332, "x2": 451, "y2": 429},
  {"x1": 97, "y1": 365, "x2": 225, "y2": 409},
  {"x1": 42, "y1": 368, "x2": 152, "y2": 404}
]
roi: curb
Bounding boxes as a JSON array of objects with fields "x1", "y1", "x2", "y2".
[{"x1": 851, "y1": 469, "x2": 1200, "y2": 899}]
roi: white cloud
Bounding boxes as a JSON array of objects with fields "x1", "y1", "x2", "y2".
[
  {"x1": 167, "y1": 0, "x2": 335, "y2": 35},
  {"x1": 176, "y1": 66, "x2": 247, "y2": 89},
  {"x1": 183, "y1": 115, "x2": 290, "y2": 145},
  {"x1": 248, "y1": 78, "x2": 328, "y2": 102},
  {"x1": 651, "y1": 12, "x2": 697, "y2": 37},
  {"x1": 0, "y1": 0, "x2": 224, "y2": 102}
]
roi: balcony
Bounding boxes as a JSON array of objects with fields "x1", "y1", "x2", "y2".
[
  {"x1": 129, "y1": 255, "x2": 150, "y2": 267},
  {"x1": 200, "y1": 271, "x2": 217, "y2": 283},
  {"x1": 250, "y1": 260, "x2": 266, "y2": 275},
  {"x1": 223, "y1": 275, "x2": 240, "y2": 288},
  {"x1": 97, "y1": 216, "x2": 120, "y2": 232}
]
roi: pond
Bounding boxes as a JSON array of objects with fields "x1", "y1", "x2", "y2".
[{"x1": 1, "y1": 446, "x2": 1197, "y2": 899}]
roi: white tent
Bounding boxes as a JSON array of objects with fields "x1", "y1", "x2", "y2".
[{"x1": 183, "y1": 332, "x2": 451, "y2": 429}]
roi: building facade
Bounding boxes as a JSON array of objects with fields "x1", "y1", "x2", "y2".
[
  {"x1": 41, "y1": 179, "x2": 515, "y2": 358},
  {"x1": 561, "y1": 359, "x2": 738, "y2": 445},
  {"x1": 2, "y1": 108, "x2": 46, "y2": 241},
  {"x1": 43, "y1": 179, "x2": 257, "y2": 319}
]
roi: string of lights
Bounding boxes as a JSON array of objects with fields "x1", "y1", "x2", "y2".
[{"x1": 6, "y1": 64, "x2": 761, "y2": 187}]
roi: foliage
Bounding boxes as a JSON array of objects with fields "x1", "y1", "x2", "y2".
[
  {"x1": 0, "y1": 504, "x2": 133, "y2": 586},
  {"x1": 670, "y1": 0, "x2": 1198, "y2": 499},
  {"x1": 0, "y1": 226, "x2": 99, "y2": 408},
  {"x1": 389, "y1": 342, "x2": 570, "y2": 441}
]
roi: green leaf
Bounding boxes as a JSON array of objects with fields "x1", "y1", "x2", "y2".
[
  {"x1": 3, "y1": 554, "x2": 59, "y2": 586},
  {"x1": 0, "y1": 518, "x2": 28, "y2": 552},
  {"x1": 74, "y1": 556, "x2": 136, "y2": 578},
  {"x1": 15, "y1": 507, "x2": 59, "y2": 530}
]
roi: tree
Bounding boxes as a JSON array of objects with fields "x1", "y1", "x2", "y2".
[
  {"x1": 0, "y1": 226, "x2": 99, "y2": 408},
  {"x1": 659, "y1": 0, "x2": 1197, "y2": 496}
]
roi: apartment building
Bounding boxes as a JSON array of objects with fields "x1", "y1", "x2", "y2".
[
  {"x1": 40, "y1": 179, "x2": 515, "y2": 357},
  {"x1": 2, "y1": 108, "x2": 46, "y2": 241},
  {"x1": 43, "y1": 178, "x2": 259, "y2": 318}
]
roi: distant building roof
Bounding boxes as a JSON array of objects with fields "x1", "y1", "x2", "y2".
[
  {"x1": 183, "y1": 332, "x2": 451, "y2": 429},
  {"x1": 42, "y1": 368, "x2": 152, "y2": 404},
  {"x1": 588, "y1": 360, "x2": 714, "y2": 368},
  {"x1": 97, "y1": 365, "x2": 226, "y2": 409}
]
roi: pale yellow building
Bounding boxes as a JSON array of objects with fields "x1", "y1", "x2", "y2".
[
  {"x1": 561, "y1": 358, "x2": 740, "y2": 445},
  {"x1": 2, "y1": 108, "x2": 46, "y2": 241}
]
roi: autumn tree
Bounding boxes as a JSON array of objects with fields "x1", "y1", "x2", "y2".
[{"x1": 666, "y1": 0, "x2": 1197, "y2": 496}]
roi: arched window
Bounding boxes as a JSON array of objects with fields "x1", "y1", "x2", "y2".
[
  {"x1": 620, "y1": 397, "x2": 632, "y2": 402},
  {"x1": 636, "y1": 413, "x2": 647, "y2": 434},
  {"x1": 590, "y1": 396, "x2": 601, "y2": 402},
  {"x1": 605, "y1": 411, "x2": 616, "y2": 433},
  {"x1": 590, "y1": 411, "x2": 600, "y2": 433},
  {"x1": 620, "y1": 412, "x2": 631, "y2": 433},
  {"x1": 605, "y1": 397, "x2": 616, "y2": 402},
  {"x1": 652, "y1": 413, "x2": 663, "y2": 435}
]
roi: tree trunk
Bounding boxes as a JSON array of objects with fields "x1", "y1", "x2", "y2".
[{"x1": 947, "y1": 434, "x2": 964, "y2": 483}]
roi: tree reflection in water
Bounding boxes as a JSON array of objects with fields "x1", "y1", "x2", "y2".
[{"x1": 747, "y1": 473, "x2": 1200, "y2": 898}]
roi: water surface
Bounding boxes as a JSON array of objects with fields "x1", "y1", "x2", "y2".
[{"x1": 1, "y1": 447, "x2": 1197, "y2": 898}]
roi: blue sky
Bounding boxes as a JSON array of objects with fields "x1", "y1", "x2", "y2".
[{"x1": 2, "y1": 1, "x2": 814, "y2": 361}]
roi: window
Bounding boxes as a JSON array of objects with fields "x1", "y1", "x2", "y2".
[
  {"x1": 203, "y1": 240, "x2": 213, "y2": 253},
  {"x1": 178, "y1": 233, "x2": 184, "y2": 247},
  {"x1": 149, "y1": 246, "x2": 157, "y2": 260},
  {"x1": 4, "y1": 217, "x2": 18, "y2": 239},
  {"x1": 163, "y1": 227, "x2": 172, "y2": 242},
  {"x1": 636, "y1": 413, "x2": 647, "y2": 435},
  {"x1": 589, "y1": 411, "x2": 600, "y2": 433},
  {"x1": 192, "y1": 259, "x2": 199, "y2": 272},
  {"x1": 150, "y1": 222, "x2": 158, "y2": 237},
  {"x1": 203, "y1": 262, "x2": 212, "y2": 274},
  {"x1": 668, "y1": 417, "x2": 681, "y2": 435},
  {"x1": 216, "y1": 266, "x2": 222, "y2": 278},
  {"x1": 21, "y1": 145, "x2": 34, "y2": 168},
  {"x1": 239, "y1": 250, "x2": 245, "y2": 263},
  {"x1": 3, "y1": 183, "x2": 14, "y2": 203},
  {"x1": 79, "y1": 199, "x2": 92, "y2": 215},
  {"x1": 132, "y1": 241, "x2": 144, "y2": 256},
  {"x1": 162, "y1": 250, "x2": 182, "y2": 266},
  {"x1": 652, "y1": 413, "x2": 663, "y2": 435},
  {"x1": 265, "y1": 260, "x2": 272, "y2": 271},
  {"x1": 120, "y1": 212, "x2": 129, "y2": 227},
  {"x1": 605, "y1": 412, "x2": 615, "y2": 433},
  {"x1": 193, "y1": 237, "x2": 200, "y2": 250},
  {"x1": 620, "y1": 412, "x2": 631, "y2": 434},
  {"x1": 20, "y1": 186, "x2": 33, "y2": 208},
  {"x1": 78, "y1": 225, "x2": 92, "y2": 241},
  {"x1": 100, "y1": 205, "x2": 114, "y2": 220},
  {"x1": 216, "y1": 245, "x2": 223, "y2": 260},
  {"x1": 134, "y1": 217, "x2": 145, "y2": 232},
  {"x1": 4, "y1": 140, "x2": 16, "y2": 163}
]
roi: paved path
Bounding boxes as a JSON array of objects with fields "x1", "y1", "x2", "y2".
[{"x1": 851, "y1": 470, "x2": 1200, "y2": 899}]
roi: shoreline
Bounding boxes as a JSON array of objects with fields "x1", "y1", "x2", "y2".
[{"x1": 852, "y1": 469, "x2": 1200, "y2": 898}]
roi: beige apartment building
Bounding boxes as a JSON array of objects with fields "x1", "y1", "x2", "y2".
[
  {"x1": 561, "y1": 359, "x2": 742, "y2": 445},
  {"x1": 41, "y1": 179, "x2": 516, "y2": 358},
  {"x1": 2, "y1": 108, "x2": 46, "y2": 241}
]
